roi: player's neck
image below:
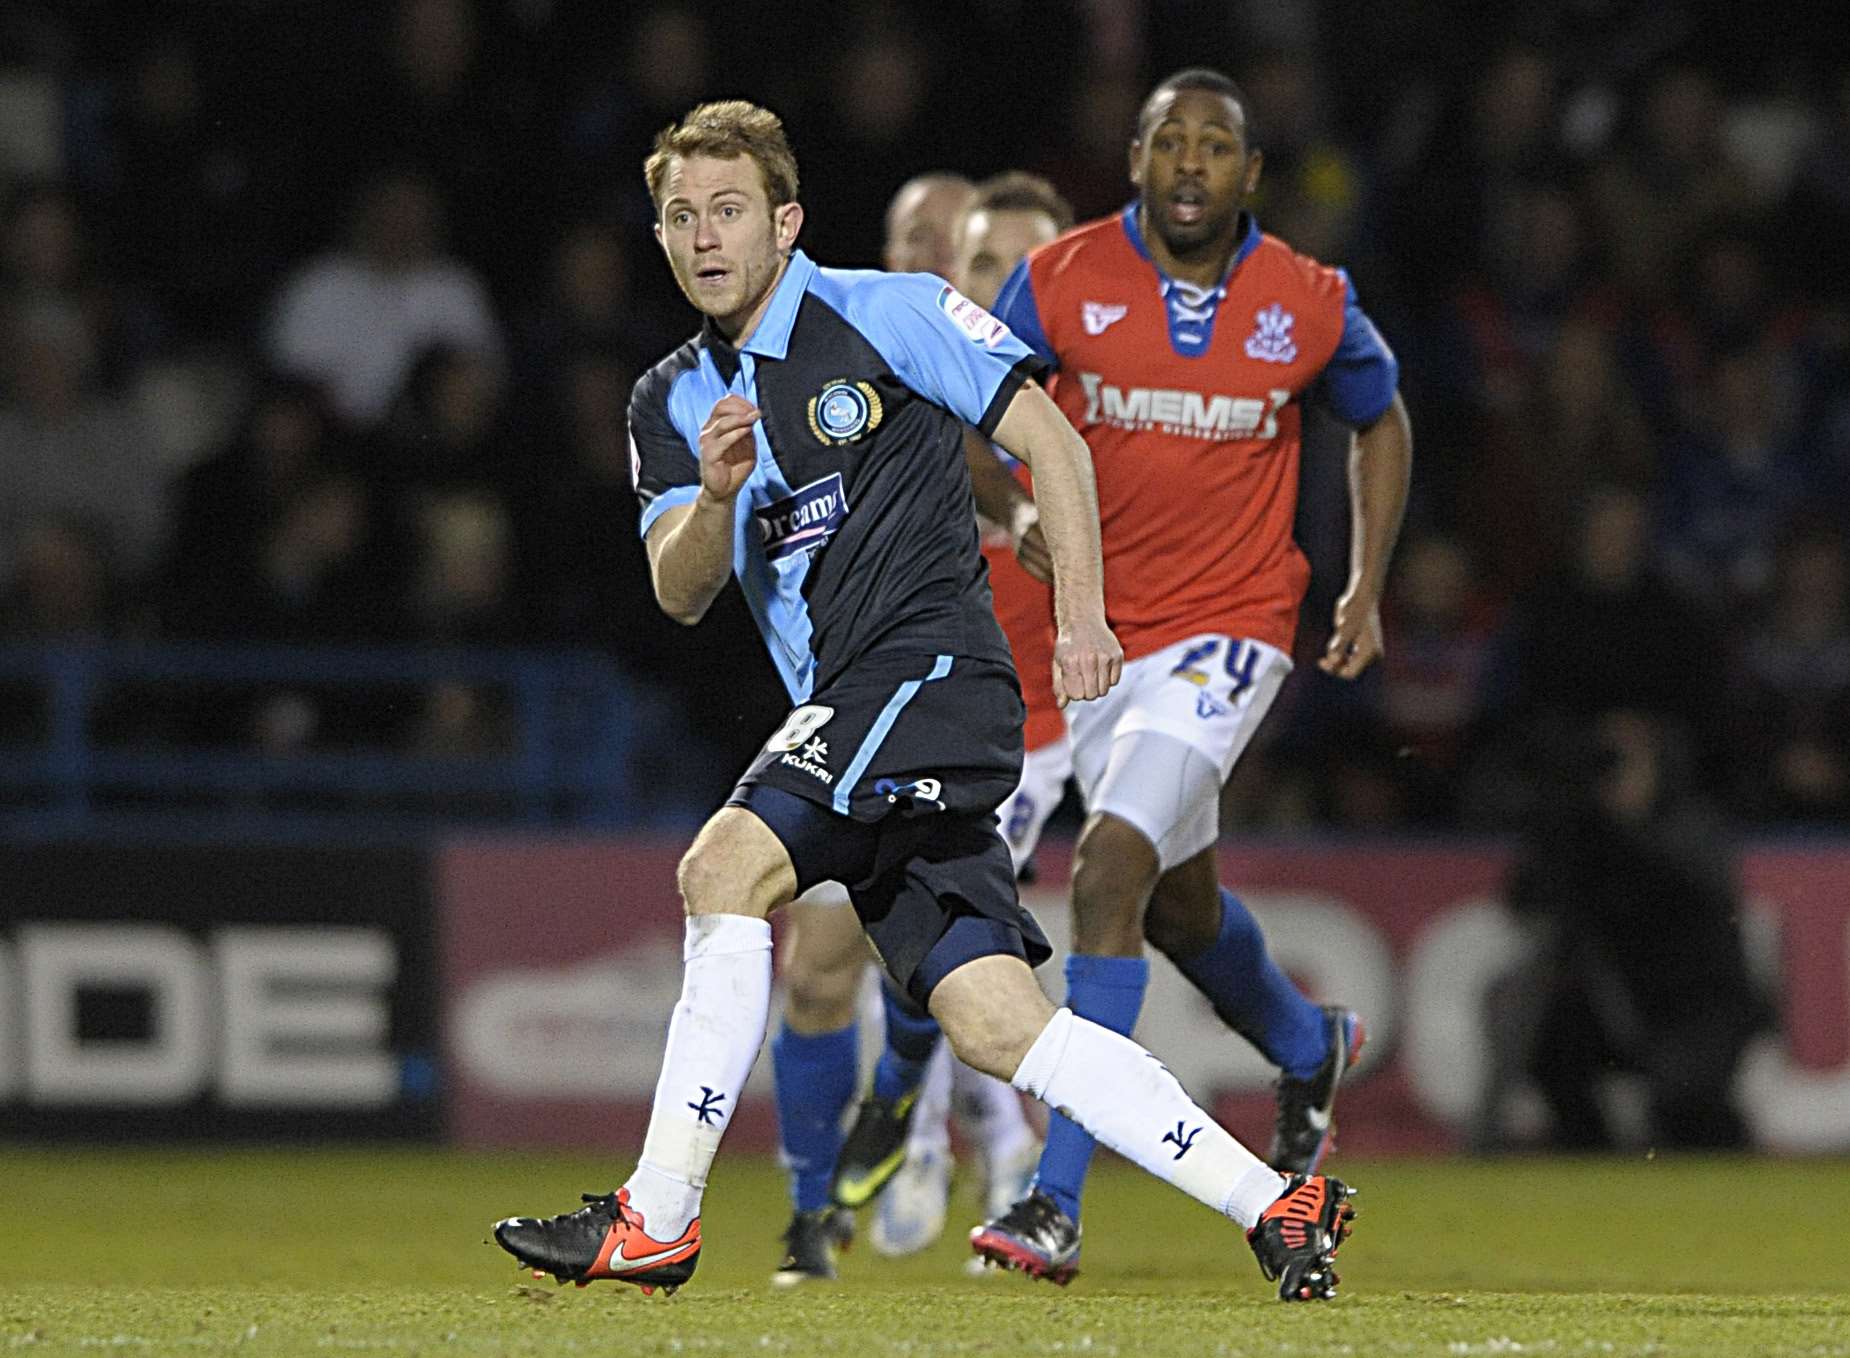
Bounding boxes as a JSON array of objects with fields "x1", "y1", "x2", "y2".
[
  {"x1": 1138, "y1": 205, "x2": 1238, "y2": 290},
  {"x1": 715, "y1": 254, "x2": 793, "y2": 347}
]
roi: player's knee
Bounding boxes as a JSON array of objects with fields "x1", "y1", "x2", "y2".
[
  {"x1": 928, "y1": 955, "x2": 1054, "y2": 1082},
  {"x1": 675, "y1": 841, "x2": 727, "y2": 916},
  {"x1": 941, "y1": 1033, "x2": 1013, "y2": 1083},
  {"x1": 937, "y1": 1010, "x2": 1036, "y2": 1083},
  {"x1": 1070, "y1": 814, "x2": 1159, "y2": 955},
  {"x1": 673, "y1": 836, "x2": 765, "y2": 921},
  {"x1": 676, "y1": 811, "x2": 792, "y2": 918},
  {"x1": 776, "y1": 892, "x2": 866, "y2": 1030},
  {"x1": 1140, "y1": 904, "x2": 1194, "y2": 959},
  {"x1": 1142, "y1": 855, "x2": 1222, "y2": 958},
  {"x1": 782, "y1": 957, "x2": 861, "y2": 1031}
]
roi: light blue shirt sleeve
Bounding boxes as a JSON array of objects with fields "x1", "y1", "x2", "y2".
[
  {"x1": 844, "y1": 272, "x2": 1044, "y2": 435},
  {"x1": 991, "y1": 260, "x2": 1058, "y2": 370}
]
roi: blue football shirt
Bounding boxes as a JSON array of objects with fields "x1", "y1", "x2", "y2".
[{"x1": 630, "y1": 249, "x2": 1045, "y2": 701}]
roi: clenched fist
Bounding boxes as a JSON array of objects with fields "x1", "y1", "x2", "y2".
[{"x1": 1053, "y1": 615, "x2": 1124, "y2": 707}]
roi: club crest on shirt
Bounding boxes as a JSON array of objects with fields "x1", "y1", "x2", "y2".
[
  {"x1": 807, "y1": 379, "x2": 883, "y2": 445},
  {"x1": 1243, "y1": 303, "x2": 1298, "y2": 364},
  {"x1": 937, "y1": 284, "x2": 1011, "y2": 348},
  {"x1": 1082, "y1": 301, "x2": 1129, "y2": 335}
]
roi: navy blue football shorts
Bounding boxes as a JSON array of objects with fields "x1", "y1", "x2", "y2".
[{"x1": 727, "y1": 653, "x2": 1050, "y2": 1005}]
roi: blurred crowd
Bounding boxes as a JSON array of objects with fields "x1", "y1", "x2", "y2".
[{"x1": 0, "y1": 0, "x2": 1844, "y2": 828}]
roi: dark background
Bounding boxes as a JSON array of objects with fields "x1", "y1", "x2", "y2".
[{"x1": 1, "y1": 0, "x2": 1846, "y2": 833}]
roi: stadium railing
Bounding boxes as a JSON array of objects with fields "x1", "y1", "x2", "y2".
[{"x1": 0, "y1": 641, "x2": 640, "y2": 837}]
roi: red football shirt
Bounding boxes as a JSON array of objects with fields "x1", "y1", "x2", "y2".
[
  {"x1": 994, "y1": 207, "x2": 1397, "y2": 661},
  {"x1": 978, "y1": 474, "x2": 1062, "y2": 751}
]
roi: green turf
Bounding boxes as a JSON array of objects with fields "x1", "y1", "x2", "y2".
[{"x1": 3, "y1": 1149, "x2": 1848, "y2": 1355}]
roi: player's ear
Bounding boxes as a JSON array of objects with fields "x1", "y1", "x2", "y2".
[
  {"x1": 774, "y1": 200, "x2": 804, "y2": 255},
  {"x1": 652, "y1": 221, "x2": 667, "y2": 256},
  {"x1": 1243, "y1": 149, "x2": 1263, "y2": 197},
  {"x1": 1127, "y1": 140, "x2": 1145, "y2": 190}
]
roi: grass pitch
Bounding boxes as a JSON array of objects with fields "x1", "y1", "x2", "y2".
[{"x1": 3, "y1": 1148, "x2": 1847, "y2": 1355}]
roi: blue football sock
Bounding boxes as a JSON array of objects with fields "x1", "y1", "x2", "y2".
[
  {"x1": 872, "y1": 977, "x2": 941, "y2": 1104},
  {"x1": 1032, "y1": 953, "x2": 1149, "y2": 1224},
  {"x1": 771, "y1": 1020, "x2": 859, "y2": 1213},
  {"x1": 1171, "y1": 886, "x2": 1328, "y2": 1080}
]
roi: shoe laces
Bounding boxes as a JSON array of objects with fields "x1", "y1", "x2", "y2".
[
  {"x1": 567, "y1": 1191, "x2": 625, "y2": 1227},
  {"x1": 996, "y1": 1191, "x2": 1069, "y2": 1245},
  {"x1": 1270, "y1": 1175, "x2": 1322, "y2": 1220}
]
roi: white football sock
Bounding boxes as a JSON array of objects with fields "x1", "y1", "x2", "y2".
[
  {"x1": 1011, "y1": 1007, "x2": 1285, "y2": 1228},
  {"x1": 951, "y1": 1058, "x2": 1036, "y2": 1165},
  {"x1": 624, "y1": 913, "x2": 773, "y2": 1239},
  {"x1": 906, "y1": 1040, "x2": 954, "y2": 1157}
]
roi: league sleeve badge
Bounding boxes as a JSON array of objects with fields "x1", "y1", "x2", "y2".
[{"x1": 936, "y1": 284, "x2": 1012, "y2": 349}]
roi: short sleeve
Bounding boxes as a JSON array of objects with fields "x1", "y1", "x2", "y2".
[
  {"x1": 1315, "y1": 270, "x2": 1399, "y2": 427},
  {"x1": 847, "y1": 273, "x2": 1048, "y2": 437},
  {"x1": 991, "y1": 260, "x2": 1058, "y2": 371},
  {"x1": 629, "y1": 370, "x2": 701, "y2": 539}
]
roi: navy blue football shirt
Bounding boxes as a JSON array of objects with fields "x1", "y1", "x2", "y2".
[{"x1": 630, "y1": 249, "x2": 1045, "y2": 701}]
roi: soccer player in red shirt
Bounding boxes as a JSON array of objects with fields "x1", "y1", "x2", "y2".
[{"x1": 967, "y1": 68, "x2": 1412, "y2": 1282}]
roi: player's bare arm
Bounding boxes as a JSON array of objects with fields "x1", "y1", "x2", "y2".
[
  {"x1": 1321, "y1": 390, "x2": 1413, "y2": 680},
  {"x1": 962, "y1": 425, "x2": 1052, "y2": 584},
  {"x1": 990, "y1": 380, "x2": 1122, "y2": 704},
  {"x1": 645, "y1": 394, "x2": 761, "y2": 624}
]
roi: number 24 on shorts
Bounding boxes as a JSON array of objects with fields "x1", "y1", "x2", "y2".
[{"x1": 1169, "y1": 639, "x2": 1259, "y2": 702}]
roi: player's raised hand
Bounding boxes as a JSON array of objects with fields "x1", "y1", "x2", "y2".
[
  {"x1": 1052, "y1": 615, "x2": 1123, "y2": 707},
  {"x1": 1320, "y1": 587, "x2": 1384, "y2": 679},
  {"x1": 698, "y1": 394, "x2": 761, "y2": 501}
]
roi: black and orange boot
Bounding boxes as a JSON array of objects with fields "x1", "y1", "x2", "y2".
[
  {"x1": 494, "y1": 1188, "x2": 700, "y2": 1296},
  {"x1": 1246, "y1": 1174, "x2": 1355, "y2": 1301}
]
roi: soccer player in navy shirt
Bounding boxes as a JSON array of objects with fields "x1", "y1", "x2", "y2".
[
  {"x1": 492, "y1": 101, "x2": 1355, "y2": 1303},
  {"x1": 766, "y1": 167, "x2": 1042, "y2": 1287}
]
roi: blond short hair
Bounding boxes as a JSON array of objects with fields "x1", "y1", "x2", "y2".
[{"x1": 644, "y1": 100, "x2": 800, "y2": 209}]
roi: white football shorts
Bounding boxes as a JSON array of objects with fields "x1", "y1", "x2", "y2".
[
  {"x1": 1065, "y1": 632, "x2": 1290, "y2": 869},
  {"x1": 993, "y1": 734, "x2": 1073, "y2": 874}
]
